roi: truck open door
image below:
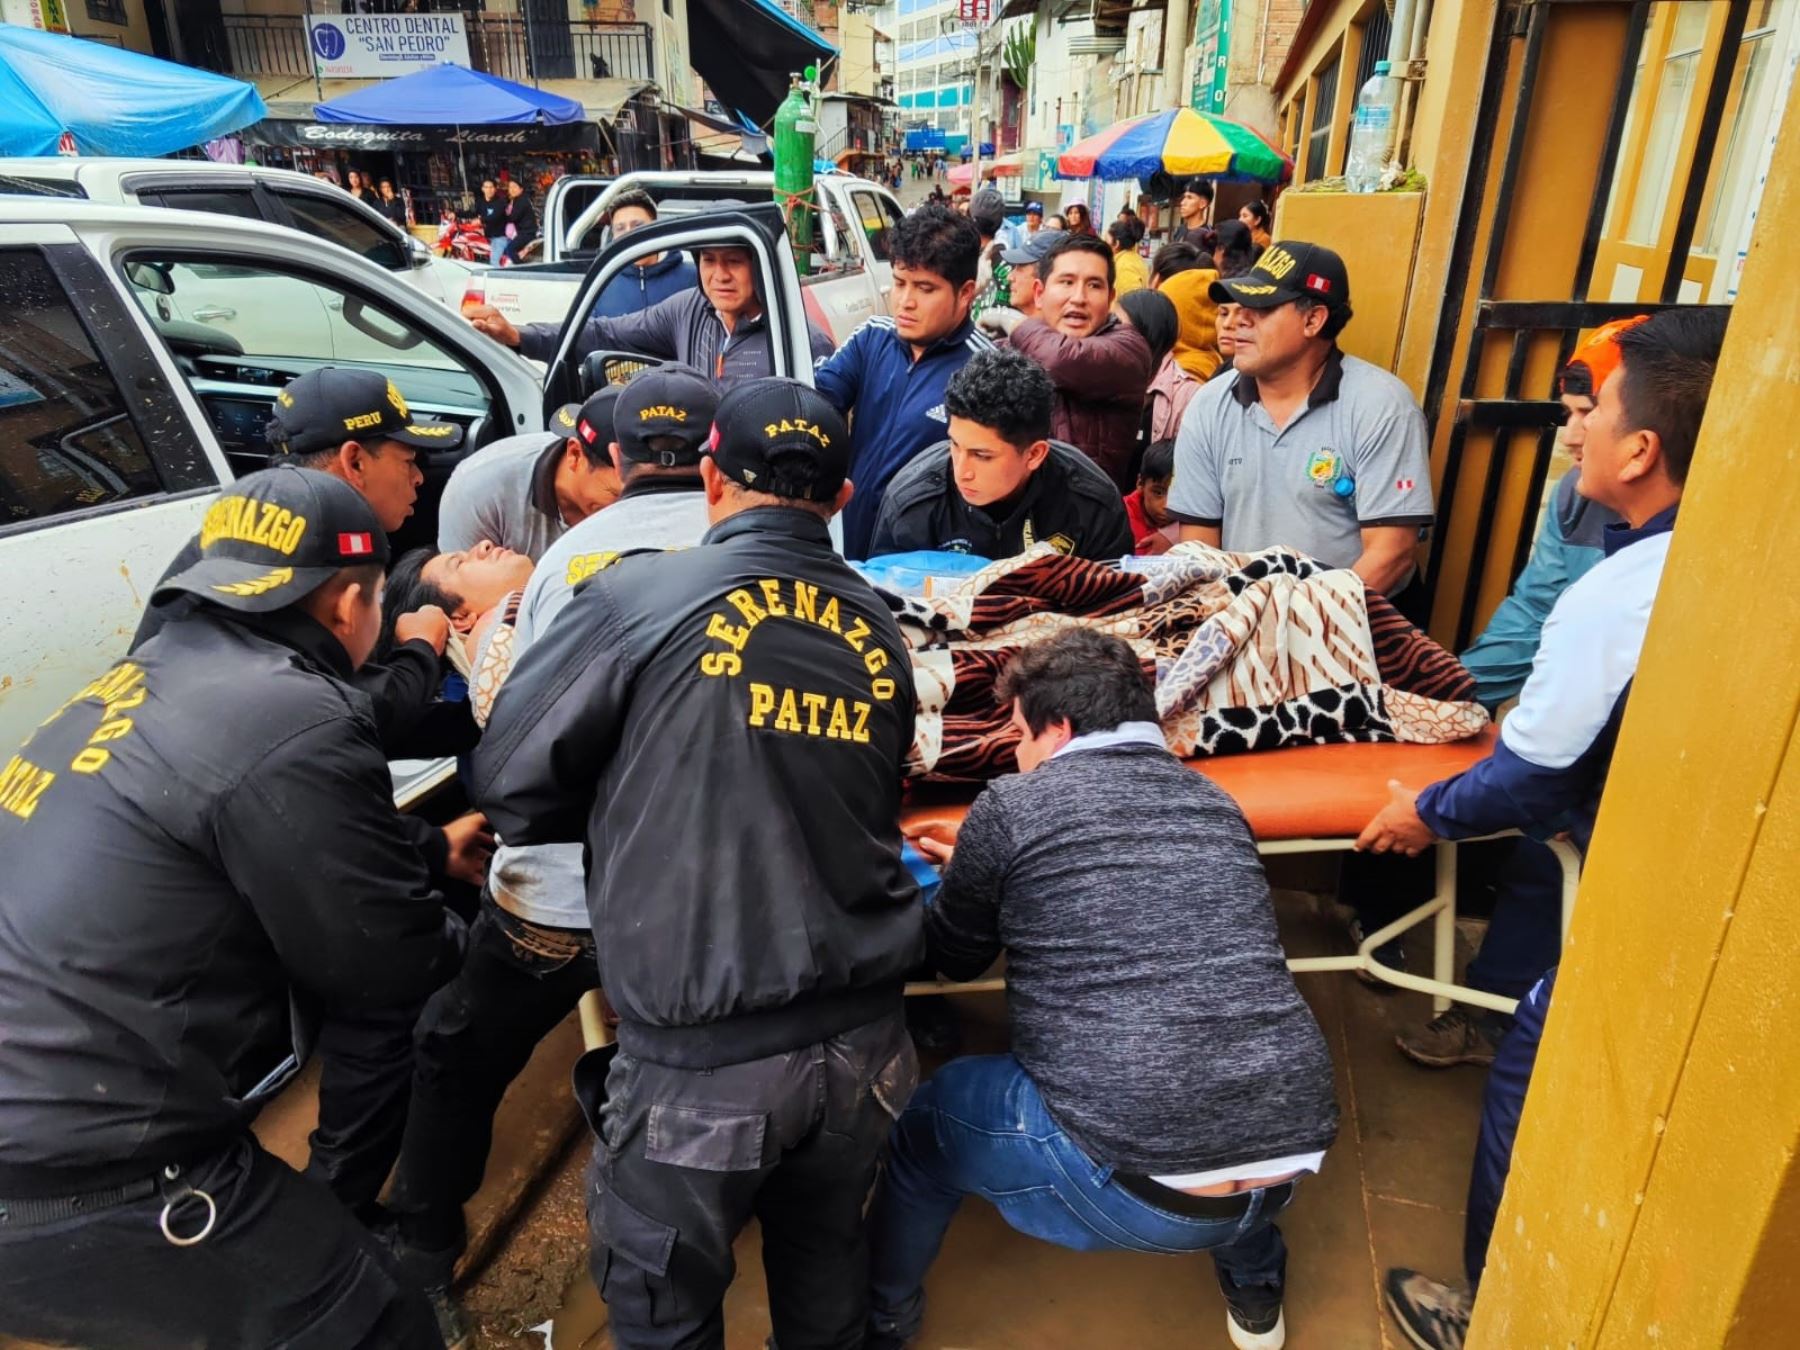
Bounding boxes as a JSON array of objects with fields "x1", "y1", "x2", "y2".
[{"x1": 538, "y1": 202, "x2": 816, "y2": 417}]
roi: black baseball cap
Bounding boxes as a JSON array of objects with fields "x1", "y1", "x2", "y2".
[
  {"x1": 1179, "y1": 177, "x2": 1214, "y2": 199},
  {"x1": 549, "y1": 400, "x2": 583, "y2": 438},
  {"x1": 707, "y1": 378, "x2": 850, "y2": 502},
  {"x1": 614, "y1": 364, "x2": 719, "y2": 466},
  {"x1": 1001, "y1": 227, "x2": 1067, "y2": 268},
  {"x1": 572, "y1": 385, "x2": 623, "y2": 453},
  {"x1": 1210, "y1": 240, "x2": 1353, "y2": 318},
  {"x1": 155, "y1": 466, "x2": 389, "y2": 613},
  {"x1": 266, "y1": 367, "x2": 464, "y2": 458}
]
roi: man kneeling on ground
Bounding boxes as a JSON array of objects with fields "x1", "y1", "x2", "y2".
[
  {"x1": 869, "y1": 348, "x2": 1134, "y2": 561},
  {"x1": 866, "y1": 628, "x2": 1338, "y2": 1350}
]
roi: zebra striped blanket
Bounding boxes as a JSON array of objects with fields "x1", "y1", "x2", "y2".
[{"x1": 882, "y1": 543, "x2": 1488, "y2": 782}]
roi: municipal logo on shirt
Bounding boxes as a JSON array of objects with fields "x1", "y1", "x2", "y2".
[
  {"x1": 1305, "y1": 447, "x2": 1342, "y2": 488},
  {"x1": 926, "y1": 403, "x2": 948, "y2": 424}
]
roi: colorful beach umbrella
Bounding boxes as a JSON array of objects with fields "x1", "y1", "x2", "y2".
[{"x1": 1057, "y1": 107, "x2": 1292, "y2": 185}]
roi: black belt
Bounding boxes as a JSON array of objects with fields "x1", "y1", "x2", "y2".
[
  {"x1": 0, "y1": 1174, "x2": 162, "y2": 1229},
  {"x1": 1110, "y1": 1174, "x2": 1296, "y2": 1220}
]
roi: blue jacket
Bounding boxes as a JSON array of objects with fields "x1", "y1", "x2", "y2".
[
  {"x1": 1418, "y1": 506, "x2": 1677, "y2": 851},
  {"x1": 814, "y1": 315, "x2": 994, "y2": 559},
  {"x1": 1459, "y1": 469, "x2": 1619, "y2": 708},
  {"x1": 590, "y1": 250, "x2": 699, "y2": 319}
]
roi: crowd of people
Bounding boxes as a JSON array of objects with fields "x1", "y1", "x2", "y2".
[{"x1": 0, "y1": 166, "x2": 1731, "y2": 1350}]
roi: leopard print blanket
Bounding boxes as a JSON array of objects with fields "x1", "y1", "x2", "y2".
[{"x1": 884, "y1": 543, "x2": 1489, "y2": 782}]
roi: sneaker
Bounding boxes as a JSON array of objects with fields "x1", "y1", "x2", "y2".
[
  {"x1": 1395, "y1": 1007, "x2": 1509, "y2": 1068},
  {"x1": 1384, "y1": 1268, "x2": 1471, "y2": 1350},
  {"x1": 1224, "y1": 1301, "x2": 1285, "y2": 1350},
  {"x1": 1348, "y1": 917, "x2": 1405, "y2": 989}
]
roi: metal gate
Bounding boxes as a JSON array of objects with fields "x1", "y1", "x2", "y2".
[{"x1": 1420, "y1": 0, "x2": 1744, "y2": 649}]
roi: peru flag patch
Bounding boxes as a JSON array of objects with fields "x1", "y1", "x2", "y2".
[
  {"x1": 339, "y1": 532, "x2": 375, "y2": 556},
  {"x1": 1395, "y1": 478, "x2": 1416, "y2": 491}
]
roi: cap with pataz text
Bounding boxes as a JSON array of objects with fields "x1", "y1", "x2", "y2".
[
  {"x1": 707, "y1": 378, "x2": 851, "y2": 503},
  {"x1": 266, "y1": 367, "x2": 464, "y2": 458},
  {"x1": 614, "y1": 364, "x2": 719, "y2": 466},
  {"x1": 1210, "y1": 240, "x2": 1353, "y2": 321},
  {"x1": 154, "y1": 466, "x2": 390, "y2": 613}
]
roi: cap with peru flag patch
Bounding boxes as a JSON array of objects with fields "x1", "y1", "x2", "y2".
[
  {"x1": 1210, "y1": 240, "x2": 1353, "y2": 327},
  {"x1": 572, "y1": 385, "x2": 624, "y2": 452},
  {"x1": 154, "y1": 466, "x2": 392, "y2": 614}
]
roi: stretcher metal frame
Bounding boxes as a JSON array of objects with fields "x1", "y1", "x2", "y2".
[{"x1": 905, "y1": 833, "x2": 1581, "y2": 1017}]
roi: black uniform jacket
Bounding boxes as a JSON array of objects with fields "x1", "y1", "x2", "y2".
[
  {"x1": 0, "y1": 608, "x2": 463, "y2": 1190},
  {"x1": 475, "y1": 507, "x2": 924, "y2": 1069},
  {"x1": 869, "y1": 438, "x2": 1136, "y2": 561}
]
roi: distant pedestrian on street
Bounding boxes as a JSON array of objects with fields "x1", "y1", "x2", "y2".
[{"x1": 502, "y1": 179, "x2": 537, "y2": 264}]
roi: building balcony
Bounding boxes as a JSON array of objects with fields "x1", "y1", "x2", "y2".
[{"x1": 219, "y1": 13, "x2": 655, "y2": 90}]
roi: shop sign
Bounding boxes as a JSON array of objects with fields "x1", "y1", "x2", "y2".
[
  {"x1": 957, "y1": 0, "x2": 989, "y2": 24},
  {"x1": 0, "y1": 0, "x2": 70, "y2": 31},
  {"x1": 306, "y1": 13, "x2": 472, "y2": 80},
  {"x1": 246, "y1": 121, "x2": 602, "y2": 154},
  {"x1": 1190, "y1": 0, "x2": 1231, "y2": 115}
]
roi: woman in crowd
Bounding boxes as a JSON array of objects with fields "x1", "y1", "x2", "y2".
[
  {"x1": 1063, "y1": 202, "x2": 1095, "y2": 236},
  {"x1": 1213, "y1": 219, "x2": 1263, "y2": 277},
  {"x1": 1143, "y1": 265, "x2": 1221, "y2": 441},
  {"x1": 344, "y1": 168, "x2": 379, "y2": 209},
  {"x1": 1116, "y1": 288, "x2": 1182, "y2": 463},
  {"x1": 1240, "y1": 198, "x2": 1274, "y2": 251}
]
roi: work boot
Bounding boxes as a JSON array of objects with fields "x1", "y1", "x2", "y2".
[
  {"x1": 1395, "y1": 1007, "x2": 1509, "y2": 1069},
  {"x1": 1384, "y1": 1268, "x2": 1471, "y2": 1349},
  {"x1": 1221, "y1": 1281, "x2": 1285, "y2": 1350}
]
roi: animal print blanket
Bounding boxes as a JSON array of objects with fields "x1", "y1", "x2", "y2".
[{"x1": 882, "y1": 542, "x2": 1489, "y2": 782}]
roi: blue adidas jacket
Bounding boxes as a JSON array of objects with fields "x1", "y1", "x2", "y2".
[
  {"x1": 813, "y1": 316, "x2": 993, "y2": 560},
  {"x1": 589, "y1": 250, "x2": 699, "y2": 319},
  {"x1": 1418, "y1": 506, "x2": 1677, "y2": 850}
]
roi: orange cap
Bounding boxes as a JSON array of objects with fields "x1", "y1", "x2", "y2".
[{"x1": 1558, "y1": 315, "x2": 1650, "y2": 398}]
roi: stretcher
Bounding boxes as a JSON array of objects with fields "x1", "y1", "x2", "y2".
[{"x1": 899, "y1": 727, "x2": 1581, "y2": 1016}]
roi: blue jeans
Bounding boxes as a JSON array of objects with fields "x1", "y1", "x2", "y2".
[
  {"x1": 867, "y1": 1055, "x2": 1292, "y2": 1337},
  {"x1": 488, "y1": 237, "x2": 508, "y2": 267}
]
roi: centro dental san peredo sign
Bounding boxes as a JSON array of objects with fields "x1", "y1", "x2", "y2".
[{"x1": 306, "y1": 13, "x2": 471, "y2": 80}]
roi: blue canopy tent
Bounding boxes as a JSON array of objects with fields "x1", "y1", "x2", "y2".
[
  {"x1": 0, "y1": 25, "x2": 265, "y2": 158},
  {"x1": 312, "y1": 63, "x2": 584, "y2": 128},
  {"x1": 312, "y1": 63, "x2": 587, "y2": 197}
]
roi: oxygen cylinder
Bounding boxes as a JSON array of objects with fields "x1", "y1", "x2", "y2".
[{"x1": 773, "y1": 74, "x2": 818, "y2": 277}]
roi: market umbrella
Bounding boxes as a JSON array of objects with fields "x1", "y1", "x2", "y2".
[
  {"x1": 314, "y1": 64, "x2": 584, "y2": 198},
  {"x1": 1057, "y1": 107, "x2": 1292, "y2": 185},
  {"x1": 0, "y1": 25, "x2": 265, "y2": 158}
]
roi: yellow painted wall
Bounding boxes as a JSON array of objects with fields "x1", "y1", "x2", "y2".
[
  {"x1": 1424, "y1": 2, "x2": 1633, "y2": 644},
  {"x1": 1472, "y1": 78, "x2": 1800, "y2": 1346},
  {"x1": 1272, "y1": 190, "x2": 1423, "y2": 374}
]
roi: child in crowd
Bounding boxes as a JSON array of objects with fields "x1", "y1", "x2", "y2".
[{"x1": 1124, "y1": 439, "x2": 1179, "y2": 555}]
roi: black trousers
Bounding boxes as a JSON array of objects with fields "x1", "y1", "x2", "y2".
[
  {"x1": 387, "y1": 897, "x2": 599, "y2": 1262},
  {"x1": 587, "y1": 1010, "x2": 918, "y2": 1350},
  {"x1": 0, "y1": 1135, "x2": 440, "y2": 1350},
  {"x1": 305, "y1": 998, "x2": 426, "y2": 1217}
]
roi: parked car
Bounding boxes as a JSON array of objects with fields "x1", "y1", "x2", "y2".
[
  {"x1": 469, "y1": 170, "x2": 911, "y2": 346},
  {"x1": 0, "y1": 158, "x2": 474, "y2": 359},
  {"x1": 0, "y1": 197, "x2": 818, "y2": 795}
]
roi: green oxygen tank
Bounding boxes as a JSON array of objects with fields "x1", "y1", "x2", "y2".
[{"x1": 773, "y1": 71, "x2": 818, "y2": 277}]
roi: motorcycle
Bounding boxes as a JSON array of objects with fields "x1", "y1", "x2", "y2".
[{"x1": 436, "y1": 213, "x2": 492, "y2": 264}]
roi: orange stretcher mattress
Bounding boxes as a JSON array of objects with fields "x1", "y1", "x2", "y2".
[{"x1": 901, "y1": 727, "x2": 1498, "y2": 843}]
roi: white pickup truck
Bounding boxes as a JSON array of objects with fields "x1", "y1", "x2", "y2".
[
  {"x1": 470, "y1": 170, "x2": 910, "y2": 346},
  {"x1": 0, "y1": 196, "x2": 822, "y2": 790}
]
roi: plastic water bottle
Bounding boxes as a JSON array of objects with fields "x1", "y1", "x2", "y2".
[{"x1": 1346, "y1": 60, "x2": 1400, "y2": 193}]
